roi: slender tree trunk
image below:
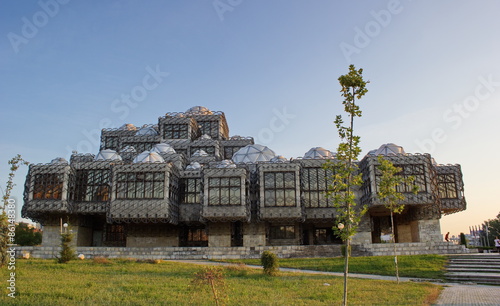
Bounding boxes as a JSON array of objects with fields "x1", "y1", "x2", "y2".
[{"x1": 390, "y1": 210, "x2": 400, "y2": 283}]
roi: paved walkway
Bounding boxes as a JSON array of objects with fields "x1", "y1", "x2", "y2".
[{"x1": 170, "y1": 260, "x2": 500, "y2": 305}]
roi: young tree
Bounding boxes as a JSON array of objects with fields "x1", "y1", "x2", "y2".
[
  {"x1": 325, "y1": 64, "x2": 368, "y2": 306},
  {"x1": 57, "y1": 228, "x2": 76, "y2": 264},
  {"x1": 376, "y1": 155, "x2": 418, "y2": 283},
  {"x1": 1, "y1": 155, "x2": 30, "y2": 266},
  {"x1": 191, "y1": 266, "x2": 228, "y2": 306}
]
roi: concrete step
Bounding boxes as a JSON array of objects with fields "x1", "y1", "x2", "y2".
[
  {"x1": 445, "y1": 272, "x2": 500, "y2": 285},
  {"x1": 445, "y1": 255, "x2": 500, "y2": 285},
  {"x1": 446, "y1": 267, "x2": 500, "y2": 273}
]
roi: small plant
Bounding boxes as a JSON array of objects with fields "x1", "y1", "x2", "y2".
[
  {"x1": 261, "y1": 250, "x2": 279, "y2": 276},
  {"x1": 57, "y1": 230, "x2": 76, "y2": 264},
  {"x1": 459, "y1": 232, "x2": 467, "y2": 246},
  {"x1": 191, "y1": 266, "x2": 228, "y2": 306}
]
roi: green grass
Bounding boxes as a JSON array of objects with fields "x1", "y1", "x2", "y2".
[
  {"x1": 0, "y1": 259, "x2": 442, "y2": 305},
  {"x1": 223, "y1": 255, "x2": 448, "y2": 279}
]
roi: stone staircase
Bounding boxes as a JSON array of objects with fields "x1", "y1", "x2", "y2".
[{"x1": 446, "y1": 254, "x2": 500, "y2": 285}]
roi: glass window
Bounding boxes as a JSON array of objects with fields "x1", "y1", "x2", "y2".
[
  {"x1": 180, "y1": 177, "x2": 202, "y2": 204},
  {"x1": 301, "y1": 168, "x2": 334, "y2": 208},
  {"x1": 33, "y1": 173, "x2": 63, "y2": 200},
  {"x1": 71, "y1": 169, "x2": 110, "y2": 202},
  {"x1": 438, "y1": 173, "x2": 458, "y2": 199},
  {"x1": 207, "y1": 177, "x2": 241, "y2": 205},
  {"x1": 115, "y1": 171, "x2": 165, "y2": 199},
  {"x1": 163, "y1": 124, "x2": 188, "y2": 139},
  {"x1": 263, "y1": 172, "x2": 296, "y2": 207},
  {"x1": 269, "y1": 225, "x2": 295, "y2": 239}
]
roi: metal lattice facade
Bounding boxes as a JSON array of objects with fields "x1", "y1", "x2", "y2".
[{"x1": 22, "y1": 107, "x2": 467, "y2": 248}]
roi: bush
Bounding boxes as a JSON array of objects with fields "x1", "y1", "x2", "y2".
[
  {"x1": 261, "y1": 251, "x2": 279, "y2": 276},
  {"x1": 459, "y1": 232, "x2": 467, "y2": 246},
  {"x1": 57, "y1": 232, "x2": 76, "y2": 264}
]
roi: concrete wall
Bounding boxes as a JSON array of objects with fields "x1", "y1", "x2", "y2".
[
  {"x1": 418, "y1": 219, "x2": 442, "y2": 242},
  {"x1": 208, "y1": 223, "x2": 231, "y2": 247},
  {"x1": 243, "y1": 223, "x2": 265, "y2": 247},
  {"x1": 41, "y1": 225, "x2": 61, "y2": 247},
  {"x1": 15, "y1": 242, "x2": 470, "y2": 260},
  {"x1": 397, "y1": 224, "x2": 412, "y2": 243}
]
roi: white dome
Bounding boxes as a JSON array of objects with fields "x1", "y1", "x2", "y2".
[
  {"x1": 373, "y1": 143, "x2": 406, "y2": 156},
  {"x1": 303, "y1": 147, "x2": 335, "y2": 159},
  {"x1": 95, "y1": 149, "x2": 122, "y2": 161},
  {"x1": 133, "y1": 151, "x2": 165, "y2": 163},
  {"x1": 216, "y1": 160, "x2": 236, "y2": 168},
  {"x1": 200, "y1": 134, "x2": 211, "y2": 140},
  {"x1": 135, "y1": 126, "x2": 158, "y2": 136},
  {"x1": 185, "y1": 106, "x2": 213, "y2": 115},
  {"x1": 50, "y1": 157, "x2": 68, "y2": 165},
  {"x1": 232, "y1": 144, "x2": 276, "y2": 164},
  {"x1": 120, "y1": 123, "x2": 137, "y2": 131},
  {"x1": 270, "y1": 155, "x2": 288, "y2": 163},
  {"x1": 186, "y1": 162, "x2": 201, "y2": 170},
  {"x1": 150, "y1": 143, "x2": 176, "y2": 154},
  {"x1": 192, "y1": 149, "x2": 209, "y2": 157}
]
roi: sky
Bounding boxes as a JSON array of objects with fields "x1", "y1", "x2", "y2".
[{"x1": 1, "y1": 0, "x2": 499, "y2": 239}]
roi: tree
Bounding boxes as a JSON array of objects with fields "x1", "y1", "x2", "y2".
[
  {"x1": 0, "y1": 155, "x2": 30, "y2": 266},
  {"x1": 15, "y1": 222, "x2": 42, "y2": 246},
  {"x1": 324, "y1": 64, "x2": 368, "y2": 306},
  {"x1": 57, "y1": 225, "x2": 76, "y2": 264},
  {"x1": 191, "y1": 266, "x2": 228, "y2": 306},
  {"x1": 483, "y1": 212, "x2": 500, "y2": 246},
  {"x1": 376, "y1": 155, "x2": 418, "y2": 283}
]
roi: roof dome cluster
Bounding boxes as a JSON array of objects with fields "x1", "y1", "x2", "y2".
[
  {"x1": 303, "y1": 147, "x2": 335, "y2": 159},
  {"x1": 232, "y1": 144, "x2": 276, "y2": 163},
  {"x1": 368, "y1": 143, "x2": 406, "y2": 156},
  {"x1": 185, "y1": 106, "x2": 213, "y2": 115}
]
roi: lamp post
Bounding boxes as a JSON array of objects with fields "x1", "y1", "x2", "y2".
[
  {"x1": 63, "y1": 223, "x2": 68, "y2": 234},
  {"x1": 338, "y1": 223, "x2": 345, "y2": 231}
]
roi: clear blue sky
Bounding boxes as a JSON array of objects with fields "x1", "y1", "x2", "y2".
[{"x1": 1, "y1": 0, "x2": 499, "y2": 238}]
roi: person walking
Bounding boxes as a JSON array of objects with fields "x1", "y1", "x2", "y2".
[
  {"x1": 494, "y1": 236, "x2": 500, "y2": 254},
  {"x1": 445, "y1": 232, "x2": 450, "y2": 242}
]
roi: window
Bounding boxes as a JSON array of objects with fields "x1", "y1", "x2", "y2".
[
  {"x1": 33, "y1": 173, "x2": 63, "y2": 200},
  {"x1": 116, "y1": 172, "x2": 165, "y2": 199},
  {"x1": 223, "y1": 146, "x2": 241, "y2": 160},
  {"x1": 375, "y1": 164, "x2": 427, "y2": 193},
  {"x1": 302, "y1": 168, "x2": 333, "y2": 208},
  {"x1": 198, "y1": 121, "x2": 218, "y2": 138},
  {"x1": 72, "y1": 169, "x2": 110, "y2": 202},
  {"x1": 263, "y1": 172, "x2": 296, "y2": 207},
  {"x1": 208, "y1": 177, "x2": 241, "y2": 205},
  {"x1": 163, "y1": 123, "x2": 188, "y2": 139},
  {"x1": 105, "y1": 224, "x2": 126, "y2": 246},
  {"x1": 180, "y1": 178, "x2": 202, "y2": 204},
  {"x1": 180, "y1": 227, "x2": 208, "y2": 247},
  {"x1": 438, "y1": 173, "x2": 458, "y2": 199},
  {"x1": 103, "y1": 136, "x2": 119, "y2": 150},
  {"x1": 269, "y1": 225, "x2": 295, "y2": 239}
]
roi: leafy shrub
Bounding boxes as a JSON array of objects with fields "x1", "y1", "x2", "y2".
[{"x1": 261, "y1": 251, "x2": 279, "y2": 276}]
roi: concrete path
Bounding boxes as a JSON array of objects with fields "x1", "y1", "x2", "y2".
[{"x1": 170, "y1": 260, "x2": 500, "y2": 305}]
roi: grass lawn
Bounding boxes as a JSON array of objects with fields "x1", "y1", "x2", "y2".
[
  {"x1": 222, "y1": 255, "x2": 448, "y2": 280},
  {"x1": 0, "y1": 259, "x2": 442, "y2": 305}
]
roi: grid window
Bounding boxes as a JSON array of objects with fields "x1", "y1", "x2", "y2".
[
  {"x1": 72, "y1": 169, "x2": 110, "y2": 202},
  {"x1": 375, "y1": 164, "x2": 427, "y2": 193},
  {"x1": 104, "y1": 136, "x2": 119, "y2": 150},
  {"x1": 438, "y1": 174, "x2": 458, "y2": 199},
  {"x1": 208, "y1": 177, "x2": 241, "y2": 205},
  {"x1": 269, "y1": 225, "x2": 295, "y2": 239},
  {"x1": 116, "y1": 172, "x2": 165, "y2": 199},
  {"x1": 180, "y1": 178, "x2": 201, "y2": 204},
  {"x1": 105, "y1": 224, "x2": 126, "y2": 245},
  {"x1": 198, "y1": 121, "x2": 218, "y2": 138},
  {"x1": 263, "y1": 172, "x2": 296, "y2": 207},
  {"x1": 223, "y1": 146, "x2": 241, "y2": 160},
  {"x1": 163, "y1": 124, "x2": 188, "y2": 139},
  {"x1": 33, "y1": 173, "x2": 63, "y2": 200},
  {"x1": 302, "y1": 168, "x2": 333, "y2": 208}
]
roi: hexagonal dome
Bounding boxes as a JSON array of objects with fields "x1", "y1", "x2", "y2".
[
  {"x1": 133, "y1": 151, "x2": 165, "y2": 163},
  {"x1": 186, "y1": 162, "x2": 201, "y2": 170},
  {"x1": 135, "y1": 126, "x2": 158, "y2": 136},
  {"x1": 192, "y1": 149, "x2": 209, "y2": 157},
  {"x1": 95, "y1": 149, "x2": 122, "y2": 161},
  {"x1": 120, "y1": 123, "x2": 137, "y2": 131},
  {"x1": 303, "y1": 147, "x2": 335, "y2": 159},
  {"x1": 270, "y1": 155, "x2": 288, "y2": 163},
  {"x1": 216, "y1": 160, "x2": 236, "y2": 168},
  {"x1": 372, "y1": 143, "x2": 406, "y2": 156},
  {"x1": 150, "y1": 143, "x2": 176, "y2": 154},
  {"x1": 232, "y1": 144, "x2": 276, "y2": 164},
  {"x1": 50, "y1": 157, "x2": 68, "y2": 165},
  {"x1": 185, "y1": 106, "x2": 213, "y2": 115}
]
